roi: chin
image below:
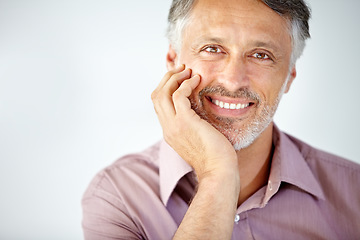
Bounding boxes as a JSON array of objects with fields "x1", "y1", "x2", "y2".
[{"x1": 216, "y1": 116, "x2": 274, "y2": 151}]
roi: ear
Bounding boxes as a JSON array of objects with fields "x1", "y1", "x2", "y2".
[
  {"x1": 166, "y1": 45, "x2": 178, "y2": 71},
  {"x1": 284, "y1": 66, "x2": 297, "y2": 93}
]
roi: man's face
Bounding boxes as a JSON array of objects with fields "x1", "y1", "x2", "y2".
[{"x1": 170, "y1": 0, "x2": 296, "y2": 150}]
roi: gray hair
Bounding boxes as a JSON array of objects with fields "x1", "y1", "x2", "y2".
[{"x1": 166, "y1": 0, "x2": 311, "y2": 66}]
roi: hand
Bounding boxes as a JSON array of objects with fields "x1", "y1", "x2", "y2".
[{"x1": 151, "y1": 65, "x2": 238, "y2": 180}]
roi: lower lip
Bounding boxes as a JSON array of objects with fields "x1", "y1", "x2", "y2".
[{"x1": 205, "y1": 97, "x2": 254, "y2": 118}]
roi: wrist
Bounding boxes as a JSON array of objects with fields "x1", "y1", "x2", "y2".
[
  {"x1": 196, "y1": 158, "x2": 239, "y2": 182},
  {"x1": 197, "y1": 167, "x2": 240, "y2": 196}
]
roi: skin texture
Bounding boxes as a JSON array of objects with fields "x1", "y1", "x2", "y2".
[{"x1": 151, "y1": 0, "x2": 297, "y2": 238}]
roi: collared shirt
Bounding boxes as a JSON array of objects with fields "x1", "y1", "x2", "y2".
[{"x1": 82, "y1": 126, "x2": 360, "y2": 239}]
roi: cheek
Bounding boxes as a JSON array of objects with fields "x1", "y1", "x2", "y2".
[
  {"x1": 259, "y1": 78, "x2": 288, "y2": 105},
  {"x1": 248, "y1": 64, "x2": 289, "y2": 96},
  {"x1": 189, "y1": 61, "x2": 220, "y2": 90}
]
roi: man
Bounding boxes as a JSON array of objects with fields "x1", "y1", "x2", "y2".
[{"x1": 82, "y1": 0, "x2": 360, "y2": 239}]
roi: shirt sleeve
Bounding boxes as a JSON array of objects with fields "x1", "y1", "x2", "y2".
[{"x1": 81, "y1": 171, "x2": 143, "y2": 240}]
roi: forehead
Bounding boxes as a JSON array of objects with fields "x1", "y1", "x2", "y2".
[
  {"x1": 185, "y1": 0, "x2": 291, "y2": 46},
  {"x1": 190, "y1": 0, "x2": 288, "y2": 25}
]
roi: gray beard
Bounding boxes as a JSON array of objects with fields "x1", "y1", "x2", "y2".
[{"x1": 189, "y1": 85, "x2": 286, "y2": 150}]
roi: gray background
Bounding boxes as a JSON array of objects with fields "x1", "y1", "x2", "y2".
[{"x1": 0, "y1": 0, "x2": 359, "y2": 239}]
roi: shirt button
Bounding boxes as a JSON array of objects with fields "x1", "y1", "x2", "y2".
[
  {"x1": 234, "y1": 214, "x2": 240, "y2": 224},
  {"x1": 268, "y1": 180, "x2": 273, "y2": 191}
]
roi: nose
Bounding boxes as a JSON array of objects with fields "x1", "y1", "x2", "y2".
[{"x1": 216, "y1": 56, "x2": 250, "y2": 92}]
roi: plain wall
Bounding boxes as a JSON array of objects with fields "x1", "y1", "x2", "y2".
[{"x1": 0, "y1": 0, "x2": 359, "y2": 239}]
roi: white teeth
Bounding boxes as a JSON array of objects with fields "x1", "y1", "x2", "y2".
[{"x1": 211, "y1": 99, "x2": 250, "y2": 110}]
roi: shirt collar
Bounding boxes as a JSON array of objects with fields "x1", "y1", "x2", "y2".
[
  {"x1": 158, "y1": 125, "x2": 325, "y2": 206},
  {"x1": 159, "y1": 140, "x2": 193, "y2": 205},
  {"x1": 268, "y1": 125, "x2": 325, "y2": 201}
]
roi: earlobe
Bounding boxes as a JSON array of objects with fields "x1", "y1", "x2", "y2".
[
  {"x1": 166, "y1": 45, "x2": 178, "y2": 71},
  {"x1": 284, "y1": 66, "x2": 297, "y2": 93}
]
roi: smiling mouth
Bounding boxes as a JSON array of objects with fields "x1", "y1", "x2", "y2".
[{"x1": 209, "y1": 97, "x2": 254, "y2": 110}]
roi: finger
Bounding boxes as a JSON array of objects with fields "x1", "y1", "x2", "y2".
[
  {"x1": 173, "y1": 74, "x2": 201, "y2": 114},
  {"x1": 152, "y1": 89, "x2": 177, "y2": 120},
  {"x1": 152, "y1": 68, "x2": 192, "y2": 116},
  {"x1": 162, "y1": 68, "x2": 192, "y2": 96},
  {"x1": 151, "y1": 66, "x2": 185, "y2": 116},
  {"x1": 151, "y1": 66, "x2": 189, "y2": 104},
  {"x1": 156, "y1": 64, "x2": 185, "y2": 90},
  {"x1": 152, "y1": 67, "x2": 195, "y2": 131}
]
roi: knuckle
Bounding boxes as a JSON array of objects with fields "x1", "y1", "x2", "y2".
[
  {"x1": 172, "y1": 89, "x2": 182, "y2": 100},
  {"x1": 169, "y1": 70, "x2": 186, "y2": 82},
  {"x1": 163, "y1": 71, "x2": 175, "y2": 81},
  {"x1": 151, "y1": 90, "x2": 166, "y2": 104},
  {"x1": 151, "y1": 90, "x2": 158, "y2": 101}
]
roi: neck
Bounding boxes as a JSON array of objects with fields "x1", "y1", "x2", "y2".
[{"x1": 236, "y1": 123, "x2": 274, "y2": 206}]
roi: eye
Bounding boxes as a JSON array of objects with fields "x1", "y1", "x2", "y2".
[
  {"x1": 201, "y1": 45, "x2": 223, "y2": 54},
  {"x1": 252, "y1": 52, "x2": 271, "y2": 60}
]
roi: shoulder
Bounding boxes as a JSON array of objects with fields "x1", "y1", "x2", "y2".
[
  {"x1": 285, "y1": 133, "x2": 360, "y2": 206},
  {"x1": 84, "y1": 141, "x2": 162, "y2": 199},
  {"x1": 285, "y1": 133, "x2": 360, "y2": 173},
  {"x1": 81, "y1": 141, "x2": 164, "y2": 239}
]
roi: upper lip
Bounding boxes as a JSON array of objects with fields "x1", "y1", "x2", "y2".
[{"x1": 207, "y1": 96, "x2": 254, "y2": 105}]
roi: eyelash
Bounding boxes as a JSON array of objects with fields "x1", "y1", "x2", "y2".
[
  {"x1": 251, "y1": 52, "x2": 272, "y2": 61},
  {"x1": 200, "y1": 45, "x2": 224, "y2": 54},
  {"x1": 200, "y1": 45, "x2": 274, "y2": 61}
]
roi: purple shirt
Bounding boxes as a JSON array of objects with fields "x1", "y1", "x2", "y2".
[{"x1": 82, "y1": 126, "x2": 360, "y2": 239}]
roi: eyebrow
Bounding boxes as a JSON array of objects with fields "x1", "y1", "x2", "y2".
[
  {"x1": 191, "y1": 37, "x2": 281, "y2": 52},
  {"x1": 191, "y1": 37, "x2": 227, "y2": 48},
  {"x1": 251, "y1": 40, "x2": 280, "y2": 52}
]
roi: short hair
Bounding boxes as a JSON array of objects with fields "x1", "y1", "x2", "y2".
[{"x1": 166, "y1": 0, "x2": 311, "y2": 66}]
